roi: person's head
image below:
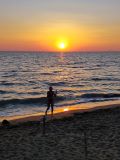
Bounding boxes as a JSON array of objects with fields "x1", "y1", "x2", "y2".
[{"x1": 49, "y1": 86, "x2": 53, "y2": 91}]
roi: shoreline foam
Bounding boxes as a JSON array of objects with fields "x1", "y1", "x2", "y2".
[{"x1": 1, "y1": 99, "x2": 119, "y2": 125}]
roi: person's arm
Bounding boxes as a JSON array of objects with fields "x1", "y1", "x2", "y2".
[{"x1": 54, "y1": 90, "x2": 57, "y2": 97}]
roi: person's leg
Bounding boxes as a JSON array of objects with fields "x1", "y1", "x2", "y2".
[
  {"x1": 51, "y1": 103, "x2": 54, "y2": 116},
  {"x1": 45, "y1": 103, "x2": 50, "y2": 116}
]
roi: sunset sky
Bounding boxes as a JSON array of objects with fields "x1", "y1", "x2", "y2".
[{"x1": 0, "y1": 0, "x2": 120, "y2": 51}]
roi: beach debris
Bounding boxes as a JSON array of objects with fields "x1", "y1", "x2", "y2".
[{"x1": 2, "y1": 119, "x2": 10, "y2": 127}]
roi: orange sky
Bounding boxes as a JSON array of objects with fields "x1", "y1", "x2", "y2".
[{"x1": 0, "y1": 0, "x2": 120, "y2": 51}]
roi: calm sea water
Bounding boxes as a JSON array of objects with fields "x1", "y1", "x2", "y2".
[{"x1": 0, "y1": 52, "x2": 120, "y2": 118}]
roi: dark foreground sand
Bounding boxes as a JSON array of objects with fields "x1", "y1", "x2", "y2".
[{"x1": 0, "y1": 104, "x2": 120, "y2": 160}]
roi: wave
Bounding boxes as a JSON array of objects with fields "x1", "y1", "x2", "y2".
[
  {"x1": 2, "y1": 73, "x2": 17, "y2": 78},
  {"x1": 84, "y1": 68, "x2": 100, "y2": 71},
  {"x1": 1, "y1": 92, "x2": 120, "y2": 108},
  {"x1": 0, "y1": 96, "x2": 65, "y2": 107},
  {"x1": 0, "y1": 90, "x2": 16, "y2": 94},
  {"x1": 0, "y1": 90, "x2": 8, "y2": 94},
  {"x1": 45, "y1": 82, "x2": 67, "y2": 86},
  {"x1": 72, "y1": 84, "x2": 84, "y2": 87},
  {"x1": 91, "y1": 77, "x2": 120, "y2": 81},
  {"x1": 0, "y1": 81, "x2": 15, "y2": 86},
  {"x1": 81, "y1": 93, "x2": 120, "y2": 99},
  {"x1": 40, "y1": 73, "x2": 53, "y2": 75}
]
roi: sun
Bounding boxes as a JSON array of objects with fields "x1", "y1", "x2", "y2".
[
  {"x1": 57, "y1": 42, "x2": 67, "y2": 50},
  {"x1": 59, "y1": 42, "x2": 65, "y2": 49},
  {"x1": 56, "y1": 38, "x2": 68, "y2": 50}
]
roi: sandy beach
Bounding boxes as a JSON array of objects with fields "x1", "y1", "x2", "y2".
[{"x1": 0, "y1": 102, "x2": 120, "y2": 160}]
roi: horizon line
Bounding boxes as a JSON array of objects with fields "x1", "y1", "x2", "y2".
[{"x1": 0, "y1": 50, "x2": 120, "y2": 53}]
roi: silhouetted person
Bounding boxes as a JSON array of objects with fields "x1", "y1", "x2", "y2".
[{"x1": 45, "y1": 86, "x2": 57, "y2": 116}]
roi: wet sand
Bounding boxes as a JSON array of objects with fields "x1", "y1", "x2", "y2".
[{"x1": 0, "y1": 103, "x2": 120, "y2": 160}]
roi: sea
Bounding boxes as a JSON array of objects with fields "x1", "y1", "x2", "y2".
[{"x1": 0, "y1": 52, "x2": 120, "y2": 120}]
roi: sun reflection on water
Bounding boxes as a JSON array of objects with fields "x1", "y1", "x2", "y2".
[{"x1": 64, "y1": 108, "x2": 69, "y2": 112}]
